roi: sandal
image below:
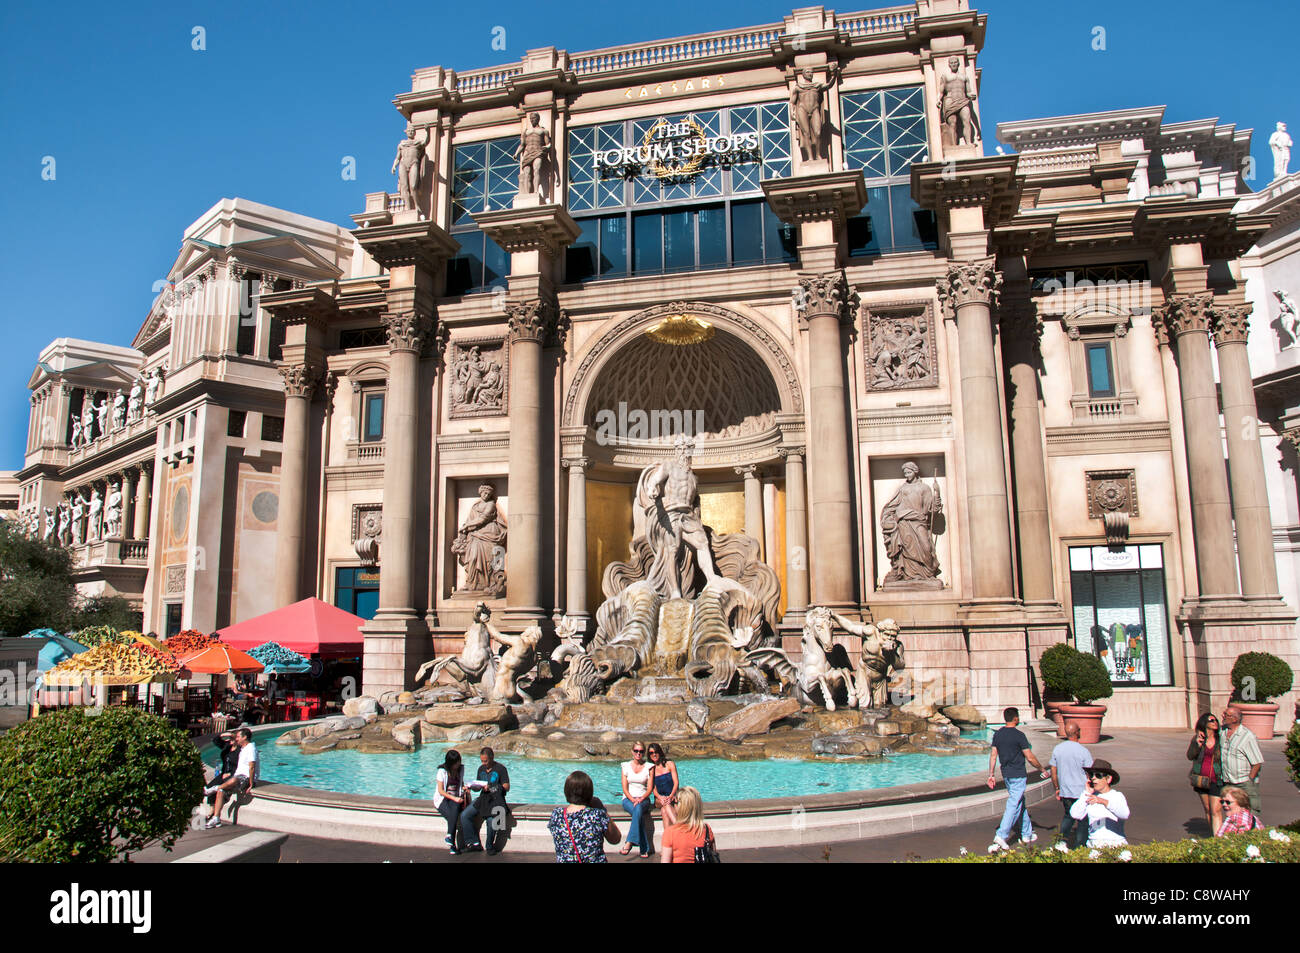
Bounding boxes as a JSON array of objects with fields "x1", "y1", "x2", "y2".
[{"x1": 620, "y1": 844, "x2": 633, "y2": 855}]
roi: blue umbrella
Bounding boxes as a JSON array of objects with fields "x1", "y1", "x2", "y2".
[{"x1": 22, "y1": 631, "x2": 90, "y2": 672}]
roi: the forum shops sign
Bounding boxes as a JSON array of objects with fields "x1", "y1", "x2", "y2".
[{"x1": 592, "y1": 117, "x2": 759, "y2": 181}]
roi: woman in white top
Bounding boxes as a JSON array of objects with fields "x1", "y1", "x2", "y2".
[
  {"x1": 620, "y1": 741, "x2": 654, "y2": 858},
  {"x1": 1068, "y1": 759, "x2": 1130, "y2": 847},
  {"x1": 434, "y1": 749, "x2": 470, "y2": 854}
]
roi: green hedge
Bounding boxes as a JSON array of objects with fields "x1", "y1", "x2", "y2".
[
  {"x1": 1286, "y1": 722, "x2": 1300, "y2": 786},
  {"x1": 1230, "y1": 652, "x2": 1294, "y2": 703},
  {"x1": 931, "y1": 821, "x2": 1300, "y2": 863}
]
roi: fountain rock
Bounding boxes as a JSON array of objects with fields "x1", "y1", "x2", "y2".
[
  {"x1": 811, "y1": 734, "x2": 887, "y2": 757},
  {"x1": 343, "y1": 696, "x2": 380, "y2": 717},
  {"x1": 422, "y1": 704, "x2": 512, "y2": 728},
  {"x1": 392, "y1": 718, "x2": 421, "y2": 749},
  {"x1": 941, "y1": 704, "x2": 986, "y2": 729},
  {"x1": 709, "y1": 697, "x2": 801, "y2": 742},
  {"x1": 686, "y1": 698, "x2": 709, "y2": 733}
]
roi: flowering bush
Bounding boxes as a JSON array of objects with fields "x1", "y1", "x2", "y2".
[{"x1": 933, "y1": 823, "x2": 1300, "y2": 863}]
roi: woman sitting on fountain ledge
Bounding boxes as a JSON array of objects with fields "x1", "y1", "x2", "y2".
[
  {"x1": 621, "y1": 742, "x2": 655, "y2": 858},
  {"x1": 648, "y1": 743, "x2": 679, "y2": 829},
  {"x1": 434, "y1": 750, "x2": 471, "y2": 855},
  {"x1": 549, "y1": 771, "x2": 621, "y2": 863}
]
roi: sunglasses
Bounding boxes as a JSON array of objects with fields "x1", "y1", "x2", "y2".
[{"x1": 632, "y1": 748, "x2": 645, "y2": 754}]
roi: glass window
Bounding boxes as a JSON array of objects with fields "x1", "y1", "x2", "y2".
[
  {"x1": 335, "y1": 567, "x2": 380, "y2": 621},
  {"x1": 663, "y1": 208, "x2": 695, "y2": 272},
  {"x1": 165, "y1": 603, "x2": 183, "y2": 638},
  {"x1": 1069, "y1": 544, "x2": 1172, "y2": 686},
  {"x1": 451, "y1": 138, "x2": 516, "y2": 226},
  {"x1": 763, "y1": 203, "x2": 798, "y2": 263},
  {"x1": 446, "y1": 231, "x2": 509, "y2": 295},
  {"x1": 890, "y1": 184, "x2": 938, "y2": 251},
  {"x1": 633, "y1": 211, "x2": 663, "y2": 274},
  {"x1": 363, "y1": 392, "x2": 385, "y2": 443},
  {"x1": 600, "y1": 215, "x2": 628, "y2": 276},
  {"x1": 1086, "y1": 343, "x2": 1115, "y2": 397},
  {"x1": 566, "y1": 217, "x2": 600, "y2": 282},
  {"x1": 698, "y1": 204, "x2": 727, "y2": 268},
  {"x1": 731, "y1": 201, "x2": 764, "y2": 265}
]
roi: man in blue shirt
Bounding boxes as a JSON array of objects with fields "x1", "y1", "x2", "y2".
[
  {"x1": 987, "y1": 707, "x2": 1045, "y2": 850},
  {"x1": 1047, "y1": 721, "x2": 1094, "y2": 849},
  {"x1": 460, "y1": 746, "x2": 511, "y2": 855}
]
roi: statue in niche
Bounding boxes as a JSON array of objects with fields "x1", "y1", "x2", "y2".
[
  {"x1": 87, "y1": 487, "x2": 103, "y2": 542},
  {"x1": 939, "y1": 56, "x2": 980, "y2": 146},
  {"x1": 104, "y1": 483, "x2": 123, "y2": 539},
  {"x1": 1270, "y1": 121, "x2": 1292, "y2": 180},
  {"x1": 515, "y1": 112, "x2": 551, "y2": 199},
  {"x1": 80, "y1": 400, "x2": 95, "y2": 443},
  {"x1": 450, "y1": 345, "x2": 505, "y2": 412},
  {"x1": 452, "y1": 483, "x2": 507, "y2": 596},
  {"x1": 94, "y1": 398, "x2": 110, "y2": 439},
  {"x1": 391, "y1": 123, "x2": 430, "y2": 213},
  {"x1": 70, "y1": 493, "x2": 85, "y2": 545},
  {"x1": 128, "y1": 377, "x2": 144, "y2": 421},
  {"x1": 112, "y1": 390, "x2": 126, "y2": 430},
  {"x1": 42, "y1": 507, "x2": 55, "y2": 542},
  {"x1": 790, "y1": 64, "x2": 839, "y2": 162},
  {"x1": 644, "y1": 435, "x2": 720, "y2": 600},
  {"x1": 57, "y1": 502, "x2": 71, "y2": 545},
  {"x1": 1275, "y1": 289, "x2": 1300, "y2": 349},
  {"x1": 880, "y1": 461, "x2": 943, "y2": 588}
]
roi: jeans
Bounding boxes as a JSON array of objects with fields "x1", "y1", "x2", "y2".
[
  {"x1": 460, "y1": 802, "x2": 505, "y2": 851},
  {"x1": 1060, "y1": 797, "x2": 1086, "y2": 849},
  {"x1": 622, "y1": 797, "x2": 651, "y2": 852},
  {"x1": 995, "y1": 776, "x2": 1034, "y2": 842},
  {"x1": 437, "y1": 799, "x2": 464, "y2": 848}
]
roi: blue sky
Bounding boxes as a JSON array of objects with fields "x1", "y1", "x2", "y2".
[{"x1": 0, "y1": 0, "x2": 1292, "y2": 463}]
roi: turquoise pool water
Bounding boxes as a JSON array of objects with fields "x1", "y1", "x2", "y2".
[{"x1": 211, "y1": 725, "x2": 994, "y2": 804}]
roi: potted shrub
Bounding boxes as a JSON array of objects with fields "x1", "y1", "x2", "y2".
[
  {"x1": 1059, "y1": 651, "x2": 1113, "y2": 744},
  {"x1": 1228, "y1": 652, "x2": 1294, "y2": 740},
  {"x1": 1286, "y1": 721, "x2": 1300, "y2": 789},
  {"x1": 1039, "y1": 642, "x2": 1079, "y2": 738}
]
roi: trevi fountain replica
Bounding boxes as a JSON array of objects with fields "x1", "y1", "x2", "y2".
[{"x1": 275, "y1": 438, "x2": 989, "y2": 776}]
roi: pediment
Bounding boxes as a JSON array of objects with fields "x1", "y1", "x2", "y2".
[{"x1": 227, "y1": 235, "x2": 342, "y2": 281}]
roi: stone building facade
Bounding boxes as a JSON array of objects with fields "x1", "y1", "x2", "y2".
[{"x1": 13, "y1": 1, "x2": 1299, "y2": 726}]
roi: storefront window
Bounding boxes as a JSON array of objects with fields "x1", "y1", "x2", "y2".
[
  {"x1": 335, "y1": 567, "x2": 380, "y2": 620},
  {"x1": 1069, "y1": 544, "x2": 1172, "y2": 686}
]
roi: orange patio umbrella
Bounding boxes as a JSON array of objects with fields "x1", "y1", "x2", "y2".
[{"x1": 181, "y1": 643, "x2": 265, "y2": 675}]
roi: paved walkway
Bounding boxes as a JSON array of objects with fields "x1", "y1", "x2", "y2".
[{"x1": 134, "y1": 724, "x2": 1299, "y2": 863}]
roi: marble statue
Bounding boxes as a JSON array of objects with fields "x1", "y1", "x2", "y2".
[
  {"x1": 1270, "y1": 121, "x2": 1292, "y2": 180},
  {"x1": 939, "y1": 56, "x2": 980, "y2": 146},
  {"x1": 144, "y1": 367, "x2": 164, "y2": 407},
  {"x1": 550, "y1": 615, "x2": 603, "y2": 703},
  {"x1": 644, "y1": 435, "x2": 719, "y2": 599},
  {"x1": 416, "y1": 603, "x2": 498, "y2": 691},
  {"x1": 80, "y1": 400, "x2": 95, "y2": 443},
  {"x1": 451, "y1": 346, "x2": 505, "y2": 412},
  {"x1": 128, "y1": 377, "x2": 144, "y2": 421},
  {"x1": 104, "y1": 483, "x2": 123, "y2": 539},
  {"x1": 868, "y1": 314, "x2": 933, "y2": 389},
  {"x1": 87, "y1": 487, "x2": 103, "y2": 542},
  {"x1": 746, "y1": 606, "x2": 858, "y2": 710},
  {"x1": 880, "y1": 461, "x2": 943, "y2": 586},
  {"x1": 70, "y1": 417, "x2": 83, "y2": 449},
  {"x1": 70, "y1": 494, "x2": 85, "y2": 545},
  {"x1": 57, "y1": 502, "x2": 70, "y2": 546},
  {"x1": 832, "y1": 614, "x2": 905, "y2": 708},
  {"x1": 1275, "y1": 289, "x2": 1300, "y2": 347},
  {"x1": 490, "y1": 625, "x2": 542, "y2": 703},
  {"x1": 452, "y1": 483, "x2": 508, "y2": 596},
  {"x1": 94, "y1": 398, "x2": 110, "y2": 439},
  {"x1": 391, "y1": 123, "x2": 430, "y2": 212},
  {"x1": 789, "y1": 65, "x2": 838, "y2": 162},
  {"x1": 515, "y1": 112, "x2": 551, "y2": 199},
  {"x1": 112, "y1": 390, "x2": 126, "y2": 430},
  {"x1": 42, "y1": 507, "x2": 55, "y2": 541}
]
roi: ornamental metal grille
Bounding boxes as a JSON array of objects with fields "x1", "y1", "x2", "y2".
[
  {"x1": 842, "y1": 86, "x2": 928, "y2": 181},
  {"x1": 451, "y1": 137, "x2": 517, "y2": 226}
]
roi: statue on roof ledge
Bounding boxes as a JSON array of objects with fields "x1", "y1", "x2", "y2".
[
  {"x1": 1270, "y1": 121, "x2": 1292, "y2": 181},
  {"x1": 939, "y1": 56, "x2": 980, "y2": 147},
  {"x1": 391, "y1": 123, "x2": 431, "y2": 213},
  {"x1": 790, "y1": 64, "x2": 839, "y2": 163}
]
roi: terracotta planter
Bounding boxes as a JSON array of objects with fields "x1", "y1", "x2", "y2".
[
  {"x1": 1044, "y1": 700, "x2": 1068, "y2": 739},
  {"x1": 1058, "y1": 703, "x2": 1107, "y2": 743},
  {"x1": 1228, "y1": 701, "x2": 1280, "y2": 740}
]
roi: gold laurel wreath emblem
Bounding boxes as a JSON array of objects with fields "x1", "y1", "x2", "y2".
[{"x1": 644, "y1": 117, "x2": 709, "y2": 180}]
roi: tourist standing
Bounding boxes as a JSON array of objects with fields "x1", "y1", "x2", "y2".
[
  {"x1": 660, "y1": 787, "x2": 719, "y2": 863},
  {"x1": 647, "y1": 743, "x2": 680, "y2": 828},
  {"x1": 549, "y1": 771, "x2": 621, "y2": 863},
  {"x1": 987, "y1": 707, "x2": 1045, "y2": 850},
  {"x1": 621, "y1": 741, "x2": 654, "y2": 858},
  {"x1": 1068, "y1": 760, "x2": 1129, "y2": 847},
  {"x1": 207, "y1": 728, "x2": 257, "y2": 828},
  {"x1": 1186, "y1": 712, "x2": 1225, "y2": 834},
  {"x1": 1047, "y1": 721, "x2": 1093, "y2": 849},
  {"x1": 1215, "y1": 786, "x2": 1265, "y2": 836},
  {"x1": 460, "y1": 746, "x2": 510, "y2": 854},
  {"x1": 1219, "y1": 706, "x2": 1264, "y2": 816},
  {"x1": 434, "y1": 749, "x2": 470, "y2": 854}
]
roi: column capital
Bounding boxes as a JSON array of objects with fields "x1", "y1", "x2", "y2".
[
  {"x1": 937, "y1": 258, "x2": 1002, "y2": 312},
  {"x1": 279, "y1": 362, "x2": 324, "y2": 399},
  {"x1": 1211, "y1": 301, "x2": 1252, "y2": 347},
  {"x1": 998, "y1": 298, "x2": 1043, "y2": 353},
  {"x1": 561, "y1": 455, "x2": 590, "y2": 472},
  {"x1": 1156, "y1": 291, "x2": 1215, "y2": 341},
  {"x1": 506, "y1": 297, "x2": 563, "y2": 345},
  {"x1": 733, "y1": 464, "x2": 758, "y2": 478},
  {"x1": 381, "y1": 309, "x2": 435, "y2": 354},
  {"x1": 794, "y1": 270, "x2": 857, "y2": 323},
  {"x1": 777, "y1": 445, "x2": 806, "y2": 461},
  {"x1": 1283, "y1": 427, "x2": 1300, "y2": 452}
]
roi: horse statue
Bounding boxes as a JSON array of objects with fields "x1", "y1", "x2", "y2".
[{"x1": 745, "y1": 606, "x2": 858, "y2": 711}]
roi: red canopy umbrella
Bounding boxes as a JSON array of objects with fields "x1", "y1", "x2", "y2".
[
  {"x1": 215, "y1": 597, "x2": 364, "y2": 659},
  {"x1": 182, "y1": 643, "x2": 265, "y2": 675}
]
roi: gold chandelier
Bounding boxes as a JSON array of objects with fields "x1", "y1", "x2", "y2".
[{"x1": 645, "y1": 312, "x2": 715, "y2": 346}]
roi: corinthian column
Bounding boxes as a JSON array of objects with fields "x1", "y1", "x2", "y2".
[
  {"x1": 939, "y1": 259, "x2": 1015, "y2": 599},
  {"x1": 133, "y1": 462, "x2": 151, "y2": 540},
  {"x1": 1159, "y1": 293, "x2": 1239, "y2": 597},
  {"x1": 1212, "y1": 302, "x2": 1280, "y2": 598},
  {"x1": 735, "y1": 464, "x2": 764, "y2": 558},
  {"x1": 796, "y1": 271, "x2": 858, "y2": 607},
  {"x1": 274, "y1": 362, "x2": 320, "y2": 608},
  {"x1": 562, "y1": 456, "x2": 590, "y2": 624},
  {"x1": 779, "y1": 446, "x2": 810, "y2": 618}
]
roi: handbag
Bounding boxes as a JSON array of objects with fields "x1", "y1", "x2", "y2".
[
  {"x1": 693, "y1": 824, "x2": 721, "y2": 864},
  {"x1": 562, "y1": 809, "x2": 583, "y2": 864}
]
